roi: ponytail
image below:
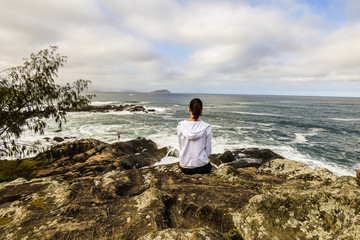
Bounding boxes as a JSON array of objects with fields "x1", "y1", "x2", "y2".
[{"x1": 189, "y1": 98, "x2": 203, "y2": 121}]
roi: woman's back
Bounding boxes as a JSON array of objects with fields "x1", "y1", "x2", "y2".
[
  {"x1": 177, "y1": 98, "x2": 213, "y2": 174},
  {"x1": 177, "y1": 120, "x2": 212, "y2": 168}
]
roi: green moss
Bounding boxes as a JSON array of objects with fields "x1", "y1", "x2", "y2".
[
  {"x1": 0, "y1": 157, "x2": 51, "y2": 182},
  {"x1": 29, "y1": 197, "x2": 55, "y2": 209},
  {"x1": 0, "y1": 175, "x2": 19, "y2": 182}
]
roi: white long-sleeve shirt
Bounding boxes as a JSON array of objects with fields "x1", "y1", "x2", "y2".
[{"x1": 177, "y1": 120, "x2": 212, "y2": 168}]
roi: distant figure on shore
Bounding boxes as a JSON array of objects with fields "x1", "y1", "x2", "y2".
[
  {"x1": 117, "y1": 133, "x2": 120, "y2": 142},
  {"x1": 357, "y1": 169, "x2": 360, "y2": 179},
  {"x1": 177, "y1": 98, "x2": 212, "y2": 175},
  {"x1": 133, "y1": 163, "x2": 140, "y2": 169}
]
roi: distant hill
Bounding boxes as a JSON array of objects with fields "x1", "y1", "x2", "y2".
[{"x1": 150, "y1": 89, "x2": 171, "y2": 94}]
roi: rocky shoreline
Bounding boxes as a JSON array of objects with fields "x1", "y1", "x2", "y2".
[
  {"x1": 1, "y1": 138, "x2": 360, "y2": 239},
  {"x1": 69, "y1": 104, "x2": 156, "y2": 113}
]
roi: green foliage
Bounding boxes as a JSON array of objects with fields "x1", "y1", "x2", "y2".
[
  {"x1": 0, "y1": 46, "x2": 94, "y2": 157},
  {"x1": 0, "y1": 158, "x2": 44, "y2": 182}
]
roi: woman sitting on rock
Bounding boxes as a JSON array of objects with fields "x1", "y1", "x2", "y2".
[{"x1": 177, "y1": 98, "x2": 212, "y2": 174}]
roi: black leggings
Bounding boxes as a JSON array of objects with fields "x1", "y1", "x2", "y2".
[{"x1": 180, "y1": 162, "x2": 212, "y2": 175}]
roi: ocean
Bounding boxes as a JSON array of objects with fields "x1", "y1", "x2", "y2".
[{"x1": 16, "y1": 93, "x2": 360, "y2": 177}]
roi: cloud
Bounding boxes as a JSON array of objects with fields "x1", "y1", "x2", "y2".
[{"x1": 1, "y1": 0, "x2": 359, "y2": 95}]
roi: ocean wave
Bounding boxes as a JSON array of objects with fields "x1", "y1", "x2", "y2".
[
  {"x1": 294, "y1": 133, "x2": 307, "y2": 143},
  {"x1": 206, "y1": 105, "x2": 245, "y2": 109},
  {"x1": 90, "y1": 101, "x2": 119, "y2": 106},
  {"x1": 256, "y1": 123, "x2": 274, "y2": 126},
  {"x1": 232, "y1": 111, "x2": 283, "y2": 117},
  {"x1": 331, "y1": 118, "x2": 360, "y2": 122},
  {"x1": 234, "y1": 102, "x2": 263, "y2": 105},
  {"x1": 235, "y1": 126, "x2": 255, "y2": 130}
]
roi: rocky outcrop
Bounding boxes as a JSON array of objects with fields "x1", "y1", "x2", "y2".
[
  {"x1": 69, "y1": 104, "x2": 156, "y2": 113},
  {"x1": 232, "y1": 159, "x2": 360, "y2": 240},
  {"x1": 31, "y1": 137, "x2": 169, "y2": 180},
  {"x1": 209, "y1": 148, "x2": 283, "y2": 168},
  {"x1": 1, "y1": 139, "x2": 359, "y2": 240}
]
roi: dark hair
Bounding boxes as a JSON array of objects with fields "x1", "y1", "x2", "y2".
[{"x1": 189, "y1": 98, "x2": 203, "y2": 121}]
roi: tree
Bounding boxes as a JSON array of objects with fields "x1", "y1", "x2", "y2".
[{"x1": 0, "y1": 46, "x2": 94, "y2": 157}]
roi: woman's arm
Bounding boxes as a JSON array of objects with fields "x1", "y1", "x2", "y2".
[{"x1": 205, "y1": 126, "x2": 212, "y2": 157}]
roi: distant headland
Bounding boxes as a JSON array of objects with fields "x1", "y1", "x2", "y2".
[{"x1": 150, "y1": 89, "x2": 171, "y2": 94}]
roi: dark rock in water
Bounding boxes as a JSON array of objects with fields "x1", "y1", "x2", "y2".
[
  {"x1": 53, "y1": 137, "x2": 64, "y2": 142},
  {"x1": 69, "y1": 104, "x2": 152, "y2": 113},
  {"x1": 218, "y1": 150, "x2": 236, "y2": 163},
  {"x1": 1, "y1": 139, "x2": 359, "y2": 240},
  {"x1": 210, "y1": 148, "x2": 283, "y2": 168},
  {"x1": 127, "y1": 105, "x2": 146, "y2": 112}
]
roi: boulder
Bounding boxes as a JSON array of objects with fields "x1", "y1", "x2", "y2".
[{"x1": 53, "y1": 137, "x2": 64, "y2": 142}]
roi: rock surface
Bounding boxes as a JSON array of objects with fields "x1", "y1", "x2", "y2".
[
  {"x1": 32, "y1": 137, "x2": 168, "y2": 180},
  {"x1": 1, "y1": 139, "x2": 360, "y2": 240}
]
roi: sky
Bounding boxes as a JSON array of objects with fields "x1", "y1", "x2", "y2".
[{"x1": 1, "y1": 0, "x2": 360, "y2": 97}]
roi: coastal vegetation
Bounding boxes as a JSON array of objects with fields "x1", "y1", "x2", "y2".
[
  {"x1": 0, "y1": 157, "x2": 50, "y2": 182},
  {"x1": 0, "y1": 46, "x2": 94, "y2": 158}
]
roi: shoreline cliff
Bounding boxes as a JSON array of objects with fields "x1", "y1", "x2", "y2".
[{"x1": 1, "y1": 138, "x2": 359, "y2": 239}]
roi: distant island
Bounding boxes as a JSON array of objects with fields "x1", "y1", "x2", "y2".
[{"x1": 150, "y1": 89, "x2": 171, "y2": 94}]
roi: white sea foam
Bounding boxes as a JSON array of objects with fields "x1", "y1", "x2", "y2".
[
  {"x1": 235, "y1": 102, "x2": 263, "y2": 105},
  {"x1": 210, "y1": 124, "x2": 225, "y2": 130},
  {"x1": 331, "y1": 118, "x2": 360, "y2": 122},
  {"x1": 256, "y1": 123, "x2": 274, "y2": 127},
  {"x1": 309, "y1": 128, "x2": 325, "y2": 134},
  {"x1": 147, "y1": 133, "x2": 178, "y2": 149},
  {"x1": 104, "y1": 111, "x2": 136, "y2": 116},
  {"x1": 206, "y1": 105, "x2": 245, "y2": 109},
  {"x1": 294, "y1": 133, "x2": 307, "y2": 143},
  {"x1": 90, "y1": 101, "x2": 119, "y2": 106},
  {"x1": 235, "y1": 126, "x2": 255, "y2": 130},
  {"x1": 232, "y1": 111, "x2": 283, "y2": 117}
]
